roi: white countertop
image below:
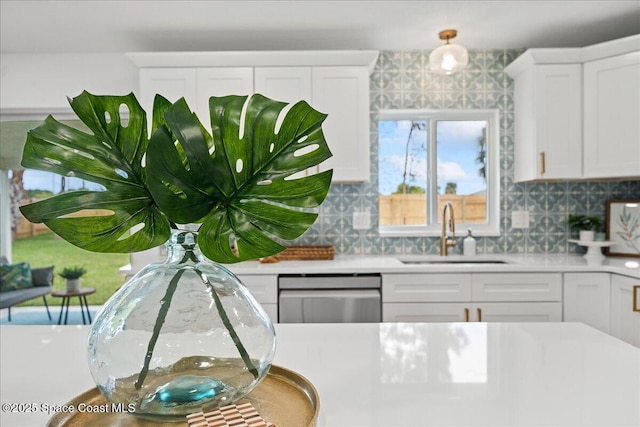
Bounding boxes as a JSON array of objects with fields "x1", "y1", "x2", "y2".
[
  {"x1": 1, "y1": 323, "x2": 639, "y2": 426},
  {"x1": 222, "y1": 254, "x2": 640, "y2": 279}
]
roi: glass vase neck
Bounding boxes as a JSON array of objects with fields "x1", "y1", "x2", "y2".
[{"x1": 166, "y1": 230, "x2": 205, "y2": 264}]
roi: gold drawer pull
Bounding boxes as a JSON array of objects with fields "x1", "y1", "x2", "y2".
[
  {"x1": 477, "y1": 308, "x2": 483, "y2": 322},
  {"x1": 540, "y1": 151, "x2": 546, "y2": 175},
  {"x1": 634, "y1": 285, "x2": 640, "y2": 313},
  {"x1": 464, "y1": 308, "x2": 470, "y2": 322}
]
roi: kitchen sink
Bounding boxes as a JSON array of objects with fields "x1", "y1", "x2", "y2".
[{"x1": 398, "y1": 256, "x2": 511, "y2": 265}]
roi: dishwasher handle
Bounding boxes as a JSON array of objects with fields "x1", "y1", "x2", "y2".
[
  {"x1": 279, "y1": 289, "x2": 381, "y2": 299},
  {"x1": 279, "y1": 275, "x2": 381, "y2": 290}
]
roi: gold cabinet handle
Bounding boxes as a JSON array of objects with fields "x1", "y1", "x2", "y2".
[
  {"x1": 540, "y1": 151, "x2": 546, "y2": 175},
  {"x1": 477, "y1": 308, "x2": 482, "y2": 322},
  {"x1": 464, "y1": 308, "x2": 470, "y2": 322},
  {"x1": 634, "y1": 285, "x2": 640, "y2": 313}
]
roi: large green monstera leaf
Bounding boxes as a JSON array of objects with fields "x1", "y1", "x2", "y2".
[
  {"x1": 20, "y1": 91, "x2": 171, "y2": 252},
  {"x1": 146, "y1": 94, "x2": 332, "y2": 263},
  {"x1": 20, "y1": 91, "x2": 332, "y2": 263}
]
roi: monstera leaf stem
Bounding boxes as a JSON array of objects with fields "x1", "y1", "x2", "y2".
[
  {"x1": 134, "y1": 244, "x2": 258, "y2": 389},
  {"x1": 135, "y1": 265, "x2": 184, "y2": 389},
  {"x1": 197, "y1": 266, "x2": 259, "y2": 379}
]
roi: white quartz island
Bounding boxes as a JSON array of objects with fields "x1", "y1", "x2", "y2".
[{"x1": 1, "y1": 323, "x2": 639, "y2": 427}]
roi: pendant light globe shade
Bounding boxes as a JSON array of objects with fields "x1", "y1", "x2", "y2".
[{"x1": 429, "y1": 29, "x2": 469, "y2": 75}]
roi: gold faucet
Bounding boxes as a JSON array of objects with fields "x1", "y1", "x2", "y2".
[{"x1": 440, "y1": 201, "x2": 456, "y2": 256}]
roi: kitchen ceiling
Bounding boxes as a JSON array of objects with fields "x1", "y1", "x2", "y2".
[{"x1": 1, "y1": 0, "x2": 639, "y2": 53}]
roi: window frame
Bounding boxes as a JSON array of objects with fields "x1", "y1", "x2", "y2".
[{"x1": 378, "y1": 109, "x2": 500, "y2": 237}]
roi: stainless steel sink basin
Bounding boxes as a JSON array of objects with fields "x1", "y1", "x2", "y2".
[{"x1": 398, "y1": 256, "x2": 511, "y2": 265}]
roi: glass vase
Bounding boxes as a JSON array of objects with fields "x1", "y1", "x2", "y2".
[{"x1": 87, "y1": 230, "x2": 276, "y2": 421}]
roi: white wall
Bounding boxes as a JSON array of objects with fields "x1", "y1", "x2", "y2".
[
  {"x1": 0, "y1": 53, "x2": 139, "y2": 111},
  {"x1": 0, "y1": 52, "x2": 139, "y2": 263}
]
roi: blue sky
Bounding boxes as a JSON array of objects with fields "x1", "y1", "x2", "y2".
[{"x1": 378, "y1": 119, "x2": 487, "y2": 196}]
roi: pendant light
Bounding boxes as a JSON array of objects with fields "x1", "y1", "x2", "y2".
[{"x1": 429, "y1": 29, "x2": 469, "y2": 75}]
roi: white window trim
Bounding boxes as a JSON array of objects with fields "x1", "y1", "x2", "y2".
[{"x1": 378, "y1": 109, "x2": 500, "y2": 237}]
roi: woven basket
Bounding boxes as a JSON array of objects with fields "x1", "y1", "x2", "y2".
[{"x1": 259, "y1": 245, "x2": 335, "y2": 263}]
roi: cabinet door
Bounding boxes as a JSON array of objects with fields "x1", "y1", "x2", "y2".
[
  {"x1": 610, "y1": 274, "x2": 640, "y2": 347},
  {"x1": 471, "y1": 273, "x2": 562, "y2": 302},
  {"x1": 196, "y1": 68, "x2": 254, "y2": 124},
  {"x1": 533, "y1": 65, "x2": 583, "y2": 179},
  {"x1": 513, "y1": 65, "x2": 582, "y2": 181},
  {"x1": 234, "y1": 274, "x2": 277, "y2": 304},
  {"x1": 139, "y1": 68, "x2": 197, "y2": 124},
  {"x1": 383, "y1": 302, "x2": 468, "y2": 322},
  {"x1": 254, "y1": 67, "x2": 312, "y2": 103},
  {"x1": 382, "y1": 274, "x2": 471, "y2": 302},
  {"x1": 473, "y1": 302, "x2": 562, "y2": 322},
  {"x1": 312, "y1": 66, "x2": 370, "y2": 182},
  {"x1": 563, "y1": 273, "x2": 610, "y2": 333},
  {"x1": 584, "y1": 52, "x2": 640, "y2": 178},
  {"x1": 260, "y1": 303, "x2": 278, "y2": 324}
]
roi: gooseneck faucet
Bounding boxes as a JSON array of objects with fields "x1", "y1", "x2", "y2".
[{"x1": 440, "y1": 201, "x2": 456, "y2": 256}]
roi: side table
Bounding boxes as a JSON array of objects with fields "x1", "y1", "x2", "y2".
[{"x1": 51, "y1": 287, "x2": 96, "y2": 325}]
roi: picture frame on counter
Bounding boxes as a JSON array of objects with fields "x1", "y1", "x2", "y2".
[{"x1": 606, "y1": 200, "x2": 640, "y2": 258}]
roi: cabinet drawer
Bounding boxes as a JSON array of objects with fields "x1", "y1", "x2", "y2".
[
  {"x1": 471, "y1": 273, "x2": 562, "y2": 302},
  {"x1": 382, "y1": 274, "x2": 471, "y2": 302},
  {"x1": 476, "y1": 302, "x2": 562, "y2": 322},
  {"x1": 383, "y1": 302, "x2": 468, "y2": 322},
  {"x1": 235, "y1": 274, "x2": 278, "y2": 304}
]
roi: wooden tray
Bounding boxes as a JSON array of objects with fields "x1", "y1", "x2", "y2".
[{"x1": 47, "y1": 365, "x2": 319, "y2": 427}]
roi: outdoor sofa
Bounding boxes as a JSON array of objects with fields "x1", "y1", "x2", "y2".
[{"x1": 0, "y1": 256, "x2": 53, "y2": 322}]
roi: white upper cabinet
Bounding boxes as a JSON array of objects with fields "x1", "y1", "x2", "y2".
[
  {"x1": 583, "y1": 52, "x2": 640, "y2": 178},
  {"x1": 505, "y1": 35, "x2": 640, "y2": 181},
  {"x1": 312, "y1": 66, "x2": 371, "y2": 182},
  {"x1": 139, "y1": 67, "x2": 253, "y2": 126},
  {"x1": 254, "y1": 67, "x2": 312, "y2": 103},
  {"x1": 195, "y1": 67, "x2": 254, "y2": 123},
  {"x1": 129, "y1": 51, "x2": 379, "y2": 183},
  {"x1": 509, "y1": 63, "x2": 582, "y2": 181},
  {"x1": 139, "y1": 68, "x2": 197, "y2": 121}
]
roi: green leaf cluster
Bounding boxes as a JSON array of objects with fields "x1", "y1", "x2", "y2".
[
  {"x1": 20, "y1": 91, "x2": 332, "y2": 263},
  {"x1": 567, "y1": 214, "x2": 603, "y2": 232},
  {"x1": 59, "y1": 266, "x2": 87, "y2": 280}
]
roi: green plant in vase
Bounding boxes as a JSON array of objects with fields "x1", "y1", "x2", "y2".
[
  {"x1": 59, "y1": 265, "x2": 87, "y2": 292},
  {"x1": 568, "y1": 214, "x2": 603, "y2": 241},
  {"x1": 59, "y1": 266, "x2": 87, "y2": 280},
  {"x1": 20, "y1": 91, "x2": 332, "y2": 419}
]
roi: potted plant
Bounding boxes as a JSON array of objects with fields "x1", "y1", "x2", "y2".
[
  {"x1": 568, "y1": 214, "x2": 603, "y2": 241},
  {"x1": 59, "y1": 266, "x2": 87, "y2": 292},
  {"x1": 19, "y1": 91, "x2": 332, "y2": 419}
]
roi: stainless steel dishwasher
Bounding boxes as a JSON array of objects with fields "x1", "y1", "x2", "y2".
[{"x1": 278, "y1": 273, "x2": 382, "y2": 323}]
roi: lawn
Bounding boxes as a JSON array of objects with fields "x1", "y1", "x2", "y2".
[{"x1": 11, "y1": 232, "x2": 129, "y2": 306}]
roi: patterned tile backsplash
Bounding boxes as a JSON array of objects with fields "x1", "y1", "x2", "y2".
[{"x1": 295, "y1": 49, "x2": 640, "y2": 255}]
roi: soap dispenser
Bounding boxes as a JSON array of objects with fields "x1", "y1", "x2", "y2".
[{"x1": 463, "y1": 228, "x2": 476, "y2": 256}]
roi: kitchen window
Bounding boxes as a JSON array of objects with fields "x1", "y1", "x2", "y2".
[{"x1": 378, "y1": 109, "x2": 499, "y2": 236}]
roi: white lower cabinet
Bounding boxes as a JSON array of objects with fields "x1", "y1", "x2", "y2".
[
  {"x1": 475, "y1": 302, "x2": 561, "y2": 322},
  {"x1": 383, "y1": 303, "x2": 468, "y2": 322},
  {"x1": 235, "y1": 274, "x2": 278, "y2": 324},
  {"x1": 382, "y1": 273, "x2": 562, "y2": 323},
  {"x1": 383, "y1": 301, "x2": 561, "y2": 323},
  {"x1": 610, "y1": 274, "x2": 640, "y2": 347},
  {"x1": 563, "y1": 273, "x2": 610, "y2": 333}
]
